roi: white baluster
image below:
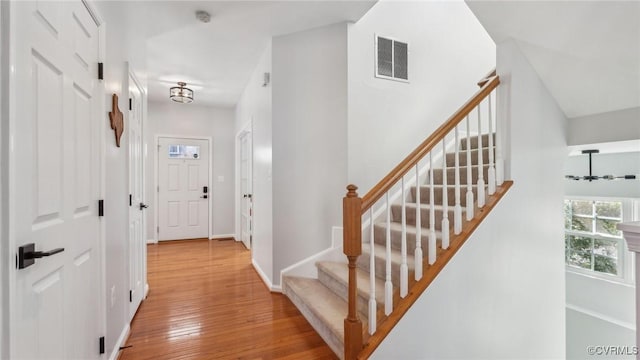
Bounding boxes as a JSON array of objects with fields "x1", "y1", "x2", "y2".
[
  {"x1": 477, "y1": 105, "x2": 486, "y2": 208},
  {"x1": 487, "y1": 93, "x2": 496, "y2": 195},
  {"x1": 385, "y1": 192, "x2": 393, "y2": 315},
  {"x1": 368, "y1": 209, "x2": 376, "y2": 335},
  {"x1": 495, "y1": 88, "x2": 505, "y2": 185},
  {"x1": 441, "y1": 138, "x2": 450, "y2": 250},
  {"x1": 454, "y1": 126, "x2": 462, "y2": 235},
  {"x1": 465, "y1": 115, "x2": 474, "y2": 221},
  {"x1": 428, "y1": 152, "x2": 437, "y2": 265},
  {"x1": 414, "y1": 164, "x2": 423, "y2": 281},
  {"x1": 400, "y1": 176, "x2": 408, "y2": 298}
]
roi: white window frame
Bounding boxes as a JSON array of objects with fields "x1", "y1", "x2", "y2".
[
  {"x1": 565, "y1": 196, "x2": 639, "y2": 285},
  {"x1": 374, "y1": 34, "x2": 409, "y2": 83}
]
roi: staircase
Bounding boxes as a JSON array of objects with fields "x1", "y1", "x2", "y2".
[{"x1": 283, "y1": 72, "x2": 512, "y2": 359}]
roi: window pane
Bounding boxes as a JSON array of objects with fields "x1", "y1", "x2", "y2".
[
  {"x1": 595, "y1": 201, "x2": 622, "y2": 218},
  {"x1": 393, "y1": 41, "x2": 408, "y2": 80},
  {"x1": 168, "y1": 145, "x2": 200, "y2": 159},
  {"x1": 571, "y1": 200, "x2": 592, "y2": 216},
  {"x1": 596, "y1": 218, "x2": 621, "y2": 237},
  {"x1": 564, "y1": 200, "x2": 572, "y2": 230},
  {"x1": 569, "y1": 235, "x2": 592, "y2": 252},
  {"x1": 571, "y1": 216, "x2": 593, "y2": 232},
  {"x1": 594, "y1": 255, "x2": 617, "y2": 275},
  {"x1": 594, "y1": 239, "x2": 618, "y2": 258},
  {"x1": 568, "y1": 250, "x2": 591, "y2": 269},
  {"x1": 377, "y1": 37, "x2": 393, "y2": 77}
]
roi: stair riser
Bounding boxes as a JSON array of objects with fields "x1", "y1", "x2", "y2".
[
  {"x1": 390, "y1": 205, "x2": 455, "y2": 229},
  {"x1": 460, "y1": 133, "x2": 495, "y2": 150},
  {"x1": 445, "y1": 147, "x2": 492, "y2": 166},
  {"x1": 432, "y1": 165, "x2": 490, "y2": 185},
  {"x1": 373, "y1": 224, "x2": 428, "y2": 251},
  {"x1": 409, "y1": 186, "x2": 474, "y2": 206},
  {"x1": 357, "y1": 251, "x2": 413, "y2": 285},
  {"x1": 318, "y1": 269, "x2": 374, "y2": 322},
  {"x1": 282, "y1": 281, "x2": 345, "y2": 359}
]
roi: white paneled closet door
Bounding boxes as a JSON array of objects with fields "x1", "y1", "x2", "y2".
[{"x1": 10, "y1": 1, "x2": 103, "y2": 359}]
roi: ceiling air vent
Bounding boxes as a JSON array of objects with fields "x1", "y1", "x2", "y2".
[{"x1": 375, "y1": 35, "x2": 408, "y2": 82}]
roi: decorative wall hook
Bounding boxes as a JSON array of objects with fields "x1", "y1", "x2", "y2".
[{"x1": 109, "y1": 94, "x2": 124, "y2": 147}]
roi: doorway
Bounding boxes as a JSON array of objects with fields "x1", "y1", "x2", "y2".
[
  {"x1": 128, "y1": 70, "x2": 146, "y2": 319},
  {"x1": 157, "y1": 137, "x2": 211, "y2": 241},
  {"x1": 237, "y1": 128, "x2": 253, "y2": 250}
]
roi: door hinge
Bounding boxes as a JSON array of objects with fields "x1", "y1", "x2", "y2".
[
  {"x1": 98, "y1": 63, "x2": 104, "y2": 80},
  {"x1": 129, "y1": 194, "x2": 132, "y2": 206},
  {"x1": 129, "y1": 290, "x2": 132, "y2": 302},
  {"x1": 157, "y1": 226, "x2": 159, "y2": 234},
  {"x1": 99, "y1": 336, "x2": 105, "y2": 354},
  {"x1": 129, "y1": 98, "x2": 132, "y2": 111},
  {"x1": 98, "y1": 200, "x2": 104, "y2": 217}
]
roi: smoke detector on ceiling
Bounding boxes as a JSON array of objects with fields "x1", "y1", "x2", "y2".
[{"x1": 196, "y1": 10, "x2": 211, "y2": 23}]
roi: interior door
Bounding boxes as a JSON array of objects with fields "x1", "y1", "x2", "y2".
[
  {"x1": 158, "y1": 137, "x2": 209, "y2": 241},
  {"x1": 10, "y1": 1, "x2": 102, "y2": 359},
  {"x1": 240, "y1": 131, "x2": 253, "y2": 249},
  {"x1": 128, "y1": 75, "x2": 145, "y2": 319}
]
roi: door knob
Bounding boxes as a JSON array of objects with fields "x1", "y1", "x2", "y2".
[
  {"x1": 18, "y1": 243, "x2": 65, "y2": 269},
  {"x1": 201, "y1": 195, "x2": 208, "y2": 199},
  {"x1": 139, "y1": 203, "x2": 148, "y2": 210}
]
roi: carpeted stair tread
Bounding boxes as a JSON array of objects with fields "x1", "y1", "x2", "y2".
[
  {"x1": 409, "y1": 184, "x2": 484, "y2": 206},
  {"x1": 445, "y1": 147, "x2": 493, "y2": 166},
  {"x1": 358, "y1": 243, "x2": 422, "y2": 284},
  {"x1": 372, "y1": 221, "x2": 440, "y2": 251},
  {"x1": 460, "y1": 133, "x2": 495, "y2": 150},
  {"x1": 282, "y1": 276, "x2": 347, "y2": 358},
  {"x1": 316, "y1": 261, "x2": 386, "y2": 320}
]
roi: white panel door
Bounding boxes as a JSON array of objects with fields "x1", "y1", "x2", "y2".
[
  {"x1": 128, "y1": 75, "x2": 145, "y2": 319},
  {"x1": 239, "y1": 132, "x2": 253, "y2": 249},
  {"x1": 9, "y1": 1, "x2": 102, "y2": 359},
  {"x1": 158, "y1": 138, "x2": 209, "y2": 241}
]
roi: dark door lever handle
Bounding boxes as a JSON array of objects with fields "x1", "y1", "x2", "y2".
[
  {"x1": 139, "y1": 203, "x2": 148, "y2": 210},
  {"x1": 27, "y1": 248, "x2": 64, "y2": 259},
  {"x1": 18, "y1": 243, "x2": 64, "y2": 269}
]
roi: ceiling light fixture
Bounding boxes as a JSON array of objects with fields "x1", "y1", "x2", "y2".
[
  {"x1": 565, "y1": 149, "x2": 637, "y2": 181},
  {"x1": 169, "y1": 82, "x2": 194, "y2": 104}
]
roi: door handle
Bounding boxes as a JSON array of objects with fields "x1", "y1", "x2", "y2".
[
  {"x1": 139, "y1": 203, "x2": 148, "y2": 210},
  {"x1": 18, "y1": 243, "x2": 65, "y2": 269}
]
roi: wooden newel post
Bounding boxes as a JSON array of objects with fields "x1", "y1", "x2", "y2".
[{"x1": 343, "y1": 184, "x2": 363, "y2": 360}]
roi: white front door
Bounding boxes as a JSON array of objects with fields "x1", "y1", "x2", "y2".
[
  {"x1": 239, "y1": 131, "x2": 253, "y2": 249},
  {"x1": 9, "y1": 1, "x2": 102, "y2": 359},
  {"x1": 128, "y1": 75, "x2": 145, "y2": 319},
  {"x1": 158, "y1": 137, "x2": 210, "y2": 241}
]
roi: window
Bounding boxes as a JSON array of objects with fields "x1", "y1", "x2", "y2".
[
  {"x1": 375, "y1": 35, "x2": 408, "y2": 82},
  {"x1": 564, "y1": 198, "x2": 632, "y2": 280},
  {"x1": 168, "y1": 145, "x2": 200, "y2": 159}
]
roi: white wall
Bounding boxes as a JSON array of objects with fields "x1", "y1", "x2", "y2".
[
  {"x1": 567, "y1": 307, "x2": 635, "y2": 360},
  {"x1": 272, "y1": 23, "x2": 349, "y2": 286},
  {"x1": 146, "y1": 101, "x2": 236, "y2": 240},
  {"x1": 235, "y1": 43, "x2": 274, "y2": 284},
  {"x1": 372, "y1": 39, "x2": 567, "y2": 359},
  {"x1": 0, "y1": 2, "x2": 6, "y2": 357},
  {"x1": 93, "y1": 1, "x2": 147, "y2": 356},
  {"x1": 347, "y1": 0, "x2": 496, "y2": 194},
  {"x1": 568, "y1": 107, "x2": 640, "y2": 146}
]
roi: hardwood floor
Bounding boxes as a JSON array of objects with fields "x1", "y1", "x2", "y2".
[{"x1": 120, "y1": 239, "x2": 337, "y2": 360}]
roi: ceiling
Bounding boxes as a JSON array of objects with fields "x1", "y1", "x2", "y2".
[
  {"x1": 129, "y1": 1, "x2": 376, "y2": 107},
  {"x1": 466, "y1": 0, "x2": 640, "y2": 118}
]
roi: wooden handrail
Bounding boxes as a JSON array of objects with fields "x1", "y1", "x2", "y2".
[
  {"x1": 360, "y1": 75, "x2": 500, "y2": 213},
  {"x1": 477, "y1": 68, "x2": 496, "y2": 87}
]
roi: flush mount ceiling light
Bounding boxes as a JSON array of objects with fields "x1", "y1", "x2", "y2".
[
  {"x1": 565, "y1": 149, "x2": 637, "y2": 181},
  {"x1": 170, "y1": 82, "x2": 194, "y2": 104}
]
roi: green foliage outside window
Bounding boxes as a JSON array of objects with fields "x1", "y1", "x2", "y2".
[{"x1": 564, "y1": 200, "x2": 621, "y2": 276}]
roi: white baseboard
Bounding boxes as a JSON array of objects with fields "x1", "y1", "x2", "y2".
[
  {"x1": 210, "y1": 233, "x2": 235, "y2": 240},
  {"x1": 108, "y1": 324, "x2": 130, "y2": 360},
  {"x1": 146, "y1": 238, "x2": 157, "y2": 244},
  {"x1": 252, "y1": 259, "x2": 281, "y2": 293},
  {"x1": 144, "y1": 283, "x2": 149, "y2": 299}
]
